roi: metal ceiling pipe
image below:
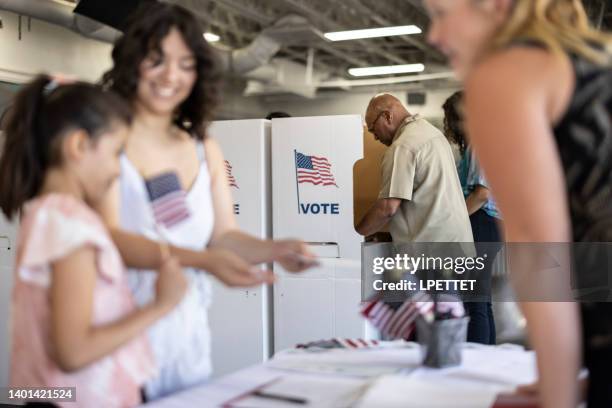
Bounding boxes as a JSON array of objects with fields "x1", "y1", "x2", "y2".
[
  {"x1": 0, "y1": 0, "x2": 121, "y2": 43},
  {"x1": 223, "y1": 33, "x2": 280, "y2": 74},
  {"x1": 0, "y1": 0, "x2": 281, "y2": 75}
]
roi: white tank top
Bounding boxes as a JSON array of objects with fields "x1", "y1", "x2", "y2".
[{"x1": 119, "y1": 142, "x2": 215, "y2": 400}]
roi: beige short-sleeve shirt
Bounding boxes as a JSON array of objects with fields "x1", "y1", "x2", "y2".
[{"x1": 379, "y1": 116, "x2": 474, "y2": 243}]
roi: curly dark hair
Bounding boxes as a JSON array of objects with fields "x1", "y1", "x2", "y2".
[
  {"x1": 101, "y1": 2, "x2": 222, "y2": 140},
  {"x1": 442, "y1": 90, "x2": 467, "y2": 154}
]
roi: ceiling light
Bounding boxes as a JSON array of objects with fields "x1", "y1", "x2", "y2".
[
  {"x1": 203, "y1": 32, "x2": 220, "y2": 42},
  {"x1": 324, "y1": 25, "x2": 421, "y2": 42},
  {"x1": 348, "y1": 64, "x2": 425, "y2": 77}
]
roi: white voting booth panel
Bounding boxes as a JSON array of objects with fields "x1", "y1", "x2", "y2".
[
  {"x1": 0, "y1": 215, "x2": 17, "y2": 403},
  {"x1": 208, "y1": 120, "x2": 272, "y2": 378},
  {"x1": 272, "y1": 115, "x2": 368, "y2": 352}
]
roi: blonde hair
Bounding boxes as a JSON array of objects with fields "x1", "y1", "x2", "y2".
[{"x1": 486, "y1": 0, "x2": 612, "y2": 65}]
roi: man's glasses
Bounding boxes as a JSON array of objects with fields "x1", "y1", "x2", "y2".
[{"x1": 368, "y1": 111, "x2": 387, "y2": 134}]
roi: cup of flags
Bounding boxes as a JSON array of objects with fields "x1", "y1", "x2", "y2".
[
  {"x1": 360, "y1": 266, "x2": 467, "y2": 369},
  {"x1": 416, "y1": 295, "x2": 468, "y2": 368}
]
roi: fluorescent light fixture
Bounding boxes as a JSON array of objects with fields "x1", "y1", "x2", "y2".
[
  {"x1": 203, "y1": 32, "x2": 220, "y2": 42},
  {"x1": 324, "y1": 25, "x2": 421, "y2": 41},
  {"x1": 348, "y1": 63, "x2": 425, "y2": 77}
]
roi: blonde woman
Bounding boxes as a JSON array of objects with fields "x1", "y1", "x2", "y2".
[{"x1": 424, "y1": 0, "x2": 612, "y2": 407}]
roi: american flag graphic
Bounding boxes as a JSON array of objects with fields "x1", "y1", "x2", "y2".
[
  {"x1": 295, "y1": 151, "x2": 338, "y2": 187},
  {"x1": 225, "y1": 160, "x2": 239, "y2": 189},
  {"x1": 145, "y1": 172, "x2": 191, "y2": 228},
  {"x1": 361, "y1": 292, "x2": 434, "y2": 340}
]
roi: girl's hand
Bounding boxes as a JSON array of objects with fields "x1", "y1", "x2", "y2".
[
  {"x1": 203, "y1": 248, "x2": 275, "y2": 287},
  {"x1": 154, "y1": 256, "x2": 188, "y2": 312},
  {"x1": 272, "y1": 240, "x2": 319, "y2": 272}
]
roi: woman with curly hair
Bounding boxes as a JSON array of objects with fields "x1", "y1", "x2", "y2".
[
  {"x1": 99, "y1": 3, "x2": 315, "y2": 400},
  {"x1": 442, "y1": 90, "x2": 503, "y2": 345}
]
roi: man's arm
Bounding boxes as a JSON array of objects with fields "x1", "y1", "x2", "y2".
[{"x1": 356, "y1": 198, "x2": 402, "y2": 237}]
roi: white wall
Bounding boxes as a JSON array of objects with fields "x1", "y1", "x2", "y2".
[
  {"x1": 0, "y1": 11, "x2": 113, "y2": 83},
  {"x1": 260, "y1": 88, "x2": 458, "y2": 123}
]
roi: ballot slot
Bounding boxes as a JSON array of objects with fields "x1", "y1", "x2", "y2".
[{"x1": 307, "y1": 242, "x2": 339, "y2": 259}]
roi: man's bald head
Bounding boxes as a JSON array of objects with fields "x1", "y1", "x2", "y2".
[{"x1": 365, "y1": 93, "x2": 411, "y2": 146}]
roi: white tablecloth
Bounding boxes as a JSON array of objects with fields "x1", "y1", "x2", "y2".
[{"x1": 143, "y1": 342, "x2": 537, "y2": 408}]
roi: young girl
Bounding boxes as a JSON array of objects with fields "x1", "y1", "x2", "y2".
[
  {"x1": 0, "y1": 76, "x2": 187, "y2": 407},
  {"x1": 100, "y1": 2, "x2": 316, "y2": 400},
  {"x1": 425, "y1": 0, "x2": 612, "y2": 407}
]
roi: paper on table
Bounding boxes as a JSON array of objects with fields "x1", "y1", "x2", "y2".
[
  {"x1": 356, "y1": 375, "x2": 511, "y2": 408},
  {"x1": 227, "y1": 375, "x2": 369, "y2": 408},
  {"x1": 275, "y1": 342, "x2": 422, "y2": 364},
  {"x1": 268, "y1": 359, "x2": 404, "y2": 378},
  {"x1": 442, "y1": 348, "x2": 537, "y2": 386}
]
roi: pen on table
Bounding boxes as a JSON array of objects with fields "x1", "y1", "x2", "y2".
[{"x1": 252, "y1": 390, "x2": 308, "y2": 405}]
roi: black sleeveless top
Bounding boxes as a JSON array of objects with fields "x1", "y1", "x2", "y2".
[
  {"x1": 549, "y1": 45, "x2": 612, "y2": 400},
  {"x1": 539, "y1": 44, "x2": 612, "y2": 406},
  {"x1": 553, "y1": 48, "x2": 612, "y2": 242}
]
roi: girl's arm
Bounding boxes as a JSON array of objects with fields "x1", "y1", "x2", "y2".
[
  {"x1": 465, "y1": 47, "x2": 579, "y2": 408},
  {"x1": 50, "y1": 247, "x2": 185, "y2": 372},
  {"x1": 204, "y1": 138, "x2": 317, "y2": 272}
]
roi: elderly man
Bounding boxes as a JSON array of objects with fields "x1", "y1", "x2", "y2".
[
  {"x1": 357, "y1": 93, "x2": 472, "y2": 243},
  {"x1": 357, "y1": 94, "x2": 474, "y2": 343}
]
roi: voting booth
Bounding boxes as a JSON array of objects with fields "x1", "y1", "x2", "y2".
[
  {"x1": 271, "y1": 115, "x2": 371, "y2": 352},
  {"x1": 208, "y1": 119, "x2": 273, "y2": 377},
  {"x1": 0, "y1": 215, "x2": 17, "y2": 401}
]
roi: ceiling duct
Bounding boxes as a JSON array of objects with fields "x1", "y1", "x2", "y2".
[{"x1": 0, "y1": 0, "x2": 282, "y2": 75}]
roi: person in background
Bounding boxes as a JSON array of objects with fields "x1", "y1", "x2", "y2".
[
  {"x1": 443, "y1": 90, "x2": 503, "y2": 345},
  {"x1": 426, "y1": 0, "x2": 612, "y2": 406},
  {"x1": 100, "y1": 3, "x2": 316, "y2": 400},
  {"x1": 0, "y1": 75, "x2": 187, "y2": 407},
  {"x1": 357, "y1": 93, "x2": 472, "y2": 339},
  {"x1": 357, "y1": 93, "x2": 473, "y2": 244}
]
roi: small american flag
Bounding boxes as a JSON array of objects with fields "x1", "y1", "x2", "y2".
[
  {"x1": 225, "y1": 160, "x2": 239, "y2": 189},
  {"x1": 144, "y1": 172, "x2": 191, "y2": 228},
  {"x1": 295, "y1": 151, "x2": 338, "y2": 187},
  {"x1": 361, "y1": 292, "x2": 434, "y2": 340},
  {"x1": 296, "y1": 338, "x2": 380, "y2": 350}
]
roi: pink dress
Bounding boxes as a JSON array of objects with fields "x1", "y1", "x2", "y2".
[{"x1": 9, "y1": 194, "x2": 157, "y2": 407}]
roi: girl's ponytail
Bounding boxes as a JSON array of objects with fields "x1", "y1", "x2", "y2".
[
  {"x1": 0, "y1": 75, "x2": 132, "y2": 220},
  {"x1": 0, "y1": 75, "x2": 53, "y2": 220}
]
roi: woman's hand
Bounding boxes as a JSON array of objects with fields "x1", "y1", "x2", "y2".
[
  {"x1": 202, "y1": 248, "x2": 275, "y2": 287},
  {"x1": 272, "y1": 239, "x2": 319, "y2": 272}
]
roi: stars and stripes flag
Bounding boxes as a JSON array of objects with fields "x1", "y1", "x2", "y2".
[
  {"x1": 144, "y1": 171, "x2": 191, "y2": 229},
  {"x1": 361, "y1": 292, "x2": 465, "y2": 340},
  {"x1": 295, "y1": 151, "x2": 338, "y2": 187},
  {"x1": 225, "y1": 160, "x2": 239, "y2": 189},
  {"x1": 360, "y1": 292, "x2": 434, "y2": 340}
]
